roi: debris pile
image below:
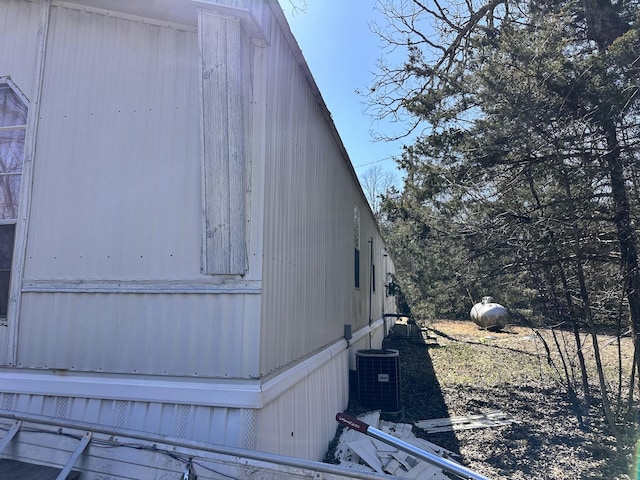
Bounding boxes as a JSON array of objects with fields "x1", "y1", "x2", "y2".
[
  {"x1": 333, "y1": 411, "x2": 459, "y2": 479},
  {"x1": 333, "y1": 410, "x2": 519, "y2": 478}
]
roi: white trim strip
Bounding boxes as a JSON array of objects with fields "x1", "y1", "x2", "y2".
[
  {"x1": 52, "y1": 1, "x2": 197, "y2": 32},
  {"x1": 22, "y1": 279, "x2": 262, "y2": 294},
  {"x1": 0, "y1": 371, "x2": 263, "y2": 408}
]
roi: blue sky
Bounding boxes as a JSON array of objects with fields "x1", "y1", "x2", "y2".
[{"x1": 282, "y1": 1, "x2": 409, "y2": 181}]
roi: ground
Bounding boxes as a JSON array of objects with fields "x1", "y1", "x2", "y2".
[{"x1": 335, "y1": 319, "x2": 639, "y2": 479}]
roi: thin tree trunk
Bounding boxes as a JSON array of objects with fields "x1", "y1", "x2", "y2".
[
  {"x1": 557, "y1": 260, "x2": 591, "y2": 401},
  {"x1": 603, "y1": 118, "x2": 640, "y2": 404},
  {"x1": 560, "y1": 167, "x2": 623, "y2": 447},
  {"x1": 551, "y1": 327, "x2": 585, "y2": 427},
  {"x1": 525, "y1": 168, "x2": 591, "y2": 401},
  {"x1": 627, "y1": 346, "x2": 637, "y2": 418}
]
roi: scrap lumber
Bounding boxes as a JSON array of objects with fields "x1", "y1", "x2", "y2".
[
  {"x1": 332, "y1": 411, "x2": 453, "y2": 479},
  {"x1": 334, "y1": 410, "x2": 381, "y2": 467},
  {"x1": 347, "y1": 438, "x2": 385, "y2": 473},
  {"x1": 414, "y1": 410, "x2": 518, "y2": 433},
  {"x1": 378, "y1": 420, "x2": 414, "y2": 439}
]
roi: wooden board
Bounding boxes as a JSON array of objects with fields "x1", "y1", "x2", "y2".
[
  {"x1": 346, "y1": 438, "x2": 384, "y2": 473},
  {"x1": 415, "y1": 411, "x2": 517, "y2": 433},
  {"x1": 401, "y1": 460, "x2": 449, "y2": 479}
]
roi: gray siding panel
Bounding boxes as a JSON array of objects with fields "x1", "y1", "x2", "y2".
[
  {"x1": 25, "y1": 4, "x2": 202, "y2": 281},
  {"x1": 257, "y1": 12, "x2": 390, "y2": 375},
  {"x1": 0, "y1": 0, "x2": 41, "y2": 96},
  {"x1": 17, "y1": 292, "x2": 260, "y2": 377}
]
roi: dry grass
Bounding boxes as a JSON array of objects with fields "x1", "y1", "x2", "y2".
[
  {"x1": 373, "y1": 319, "x2": 638, "y2": 480},
  {"x1": 427, "y1": 320, "x2": 635, "y2": 396}
]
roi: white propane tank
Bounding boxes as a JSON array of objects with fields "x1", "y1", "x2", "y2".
[{"x1": 470, "y1": 296, "x2": 508, "y2": 330}]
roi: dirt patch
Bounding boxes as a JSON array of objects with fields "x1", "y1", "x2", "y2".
[{"x1": 342, "y1": 320, "x2": 638, "y2": 479}]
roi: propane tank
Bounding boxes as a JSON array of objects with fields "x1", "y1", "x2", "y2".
[{"x1": 470, "y1": 296, "x2": 508, "y2": 330}]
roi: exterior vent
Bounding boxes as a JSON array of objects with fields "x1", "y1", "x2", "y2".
[{"x1": 356, "y1": 349, "x2": 401, "y2": 412}]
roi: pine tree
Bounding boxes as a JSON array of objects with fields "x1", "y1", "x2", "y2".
[{"x1": 373, "y1": 0, "x2": 640, "y2": 451}]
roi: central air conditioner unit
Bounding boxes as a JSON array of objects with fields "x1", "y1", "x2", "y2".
[{"x1": 356, "y1": 349, "x2": 401, "y2": 413}]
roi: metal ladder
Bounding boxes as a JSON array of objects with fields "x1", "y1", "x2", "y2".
[{"x1": 0, "y1": 420, "x2": 91, "y2": 480}]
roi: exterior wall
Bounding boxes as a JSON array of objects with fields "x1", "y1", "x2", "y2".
[
  {"x1": 258, "y1": 4, "x2": 392, "y2": 377},
  {"x1": 0, "y1": 0, "x2": 399, "y2": 462},
  {"x1": 256, "y1": 344, "x2": 349, "y2": 460},
  {"x1": 12, "y1": 3, "x2": 263, "y2": 378},
  {"x1": 26, "y1": 4, "x2": 202, "y2": 282},
  {"x1": 255, "y1": 318, "x2": 387, "y2": 460},
  {"x1": 16, "y1": 292, "x2": 261, "y2": 377},
  {"x1": 0, "y1": 318, "x2": 389, "y2": 461}
]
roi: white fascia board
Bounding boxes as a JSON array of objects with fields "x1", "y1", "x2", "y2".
[{"x1": 0, "y1": 371, "x2": 264, "y2": 408}]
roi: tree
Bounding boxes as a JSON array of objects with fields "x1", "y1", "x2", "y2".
[
  {"x1": 360, "y1": 164, "x2": 398, "y2": 218},
  {"x1": 371, "y1": 0, "x2": 640, "y2": 454}
]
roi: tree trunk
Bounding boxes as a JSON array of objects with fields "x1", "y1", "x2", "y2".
[
  {"x1": 580, "y1": 0, "x2": 627, "y2": 48},
  {"x1": 560, "y1": 167, "x2": 623, "y2": 446},
  {"x1": 603, "y1": 117, "x2": 640, "y2": 402}
]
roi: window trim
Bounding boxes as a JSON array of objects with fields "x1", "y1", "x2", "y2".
[
  {"x1": 0, "y1": 75, "x2": 35, "y2": 367},
  {"x1": 1, "y1": 0, "x2": 49, "y2": 368},
  {"x1": 0, "y1": 78, "x2": 28, "y2": 321},
  {"x1": 0, "y1": 77, "x2": 29, "y2": 109}
]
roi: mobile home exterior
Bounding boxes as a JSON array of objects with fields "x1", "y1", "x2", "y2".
[{"x1": 0, "y1": 0, "x2": 397, "y2": 462}]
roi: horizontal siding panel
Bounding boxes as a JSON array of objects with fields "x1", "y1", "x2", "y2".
[{"x1": 17, "y1": 292, "x2": 260, "y2": 378}]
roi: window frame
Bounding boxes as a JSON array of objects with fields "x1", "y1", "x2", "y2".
[{"x1": 0, "y1": 76, "x2": 29, "y2": 324}]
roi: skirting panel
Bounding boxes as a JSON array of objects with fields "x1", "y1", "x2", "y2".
[
  {"x1": 255, "y1": 319, "x2": 387, "y2": 460},
  {"x1": 0, "y1": 392, "x2": 257, "y2": 450}
]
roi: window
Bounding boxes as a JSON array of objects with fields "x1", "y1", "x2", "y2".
[
  {"x1": 0, "y1": 79, "x2": 27, "y2": 318},
  {"x1": 354, "y1": 205, "x2": 360, "y2": 288},
  {"x1": 372, "y1": 263, "x2": 375, "y2": 293}
]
